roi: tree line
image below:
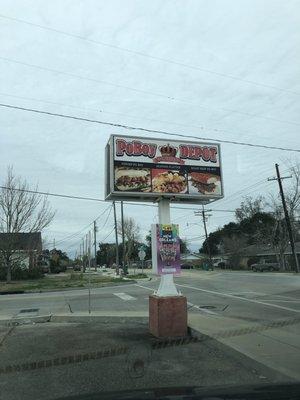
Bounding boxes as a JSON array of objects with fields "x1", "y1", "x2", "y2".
[{"x1": 200, "y1": 163, "x2": 300, "y2": 270}]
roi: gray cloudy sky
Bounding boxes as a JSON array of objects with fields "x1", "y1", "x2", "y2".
[{"x1": 0, "y1": 0, "x2": 299, "y2": 256}]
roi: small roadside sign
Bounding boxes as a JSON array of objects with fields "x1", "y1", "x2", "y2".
[{"x1": 138, "y1": 250, "x2": 146, "y2": 260}]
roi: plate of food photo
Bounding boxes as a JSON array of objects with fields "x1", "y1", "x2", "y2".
[
  {"x1": 152, "y1": 170, "x2": 187, "y2": 194},
  {"x1": 188, "y1": 172, "x2": 221, "y2": 195},
  {"x1": 115, "y1": 167, "x2": 151, "y2": 192}
]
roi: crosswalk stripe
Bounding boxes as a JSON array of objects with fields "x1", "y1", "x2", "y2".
[{"x1": 114, "y1": 293, "x2": 136, "y2": 301}]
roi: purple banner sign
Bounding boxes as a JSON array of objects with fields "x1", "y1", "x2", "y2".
[{"x1": 156, "y1": 224, "x2": 181, "y2": 275}]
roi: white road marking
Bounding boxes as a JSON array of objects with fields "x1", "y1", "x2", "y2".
[
  {"x1": 114, "y1": 292, "x2": 136, "y2": 301},
  {"x1": 177, "y1": 284, "x2": 300, "y2": 313},
  {"x1": 223, "y1": 272, "x2": 299, "y2": 278},
  {"x1": 259, "y1": 299, "x2": 300, "y2": 303},
  {"x1": 135, "y1": 284, "x2": 154, "y2": 291},
  {"x1": 135, "y1": 284, "x2": 218, "y2": 315},
  {"x1": 227, "y1": 291, "x2": 266, "y2": 296},
  {"x1": 0, "y1": 283, "x2": 137, "y2": 300},
  {"x1": 187, "y1": 301, "x2": 218, "y2": 315}
]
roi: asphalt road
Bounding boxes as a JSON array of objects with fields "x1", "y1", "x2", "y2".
[
  {"x1": 1, "y1": 269, "x2": 299, "y2": 319},
  {"x1": 1, "y1": 269, "x2": 300, "y2": 382}
]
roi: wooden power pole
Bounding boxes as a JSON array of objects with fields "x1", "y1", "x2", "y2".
[
  {"x1": 268, "y1": 164, "x2": 299, "y2": 273},
  {"x1": 195, "y1": 206, "x2": 212, "y2": 267}
]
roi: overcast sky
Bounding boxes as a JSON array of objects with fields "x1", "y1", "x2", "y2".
[{"x1": 0, "y1": 0, "x2": 299, "y2": 256}]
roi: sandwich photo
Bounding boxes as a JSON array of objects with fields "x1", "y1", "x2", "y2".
[
  {"x1": 189, "y1": 172, "x2": 221, "y2": 194},
  {"x1": 115, "y1": 167, "x2": 151, "y2": 192},
  {"x1": 152, "y1": 170, "x2": 187, "y2": 193}
]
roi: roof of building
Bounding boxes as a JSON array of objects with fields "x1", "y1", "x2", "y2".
[
  {"x1": 0, "y1": 232, "x2": 42, "y2": 251},
  {"x1": 233, "y1": 242, "x2": 300, "y2": 257},
  {"x1": 181, "y1": 253, "x2": 205, "y2": 260}
]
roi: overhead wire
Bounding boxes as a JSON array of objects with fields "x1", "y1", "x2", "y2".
[
  {"x1": 54, "y1": 204, "x2": 112, "y2": 245},
  {"x1": 1, "y1": 56, "x2": 299, "y2": 129},
  {"x1": 100, "y1": 227, "x2": 115, "y2": 242},
  {"x1": 99, "y1": 204, "x2": 113, "y2": 228},
  {"x1": 0, "y1": 56, "x2": 171, "y2": 99},
  {"x1": 0, "y1": 102, "x2": 299, "y2": 152},
  {"x1": 1, "y1": 92, "x2": 298, "y2": 146},
  {"x1": 0, "y1": 13, "x2": 299, "y2": 96},
  {"x1": 56, "y1": 204, "x2": 114, "y2": 250}
]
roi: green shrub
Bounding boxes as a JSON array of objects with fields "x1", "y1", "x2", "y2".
[
  {"x1": 193, "y1": 264, "x2": 202, "y2": 269},
  {"x1": 70, "y1": 272, "x2": 83, "y2": 281},
  {"x1": 126, "y1": 273, "x2": 147, "y2": 279},
  {"x1": 0, "y1": 267, "x2": 6, "y2": 280},
  {"x1": 0, "y1": 266, "x2": 44, "y2": 281}
]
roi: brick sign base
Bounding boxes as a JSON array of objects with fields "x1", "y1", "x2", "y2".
[{"x1": 149, "y1": 295, "x2": 188, "y2": 338}]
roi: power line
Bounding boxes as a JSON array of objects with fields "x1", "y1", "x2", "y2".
[
  {"x1": 214, "y1": 164, "x2": 294, "y2": 207},
  {"x1": 0, "y1": 185, "x2": 106, "y2": 203},
  {"x1": 54, "y1": 205, "x2": 112, "y2": 245},
  {"x1": 100, "y1": 204, "x2": 113, "y2": 228},
  {"x1": 0, "y1": 184, "x2": 230, "y2": 211},
  {"x1": 54, "y1": 222, "x2": 94, "y2": 246},
  {"x1": 100, "y1": 227, "x2": 115, "y2": 242},
  {"x1": 1, "y1": 56, "x2": 299, "y2": 129},
  {"x1": 1, "y1": 93, "x2": 298, "y2": 145},
  {"x1": 1, "y1": 13, "x2": 299, "y2": 96},
  {"x1": 0, "y1": 56, "x2": 171, "y2": 99},
  {"x1": 0, "y1": 102, "x2": 299, "y2": 152}
]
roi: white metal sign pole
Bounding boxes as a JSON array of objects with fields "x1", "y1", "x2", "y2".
[{"x1": 156, "y1": 199, "x2": 180, "y2": 297}]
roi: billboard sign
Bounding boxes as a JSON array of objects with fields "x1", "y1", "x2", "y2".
[
  {"x1": 152, "y1": 224, "x2": 181, "y2": 275},
  {"x1": 105, "y1": 135, "x2": 223, "y2": 204}
]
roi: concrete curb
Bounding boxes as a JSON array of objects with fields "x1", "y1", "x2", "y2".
[
  {"x1": 52, "y1": 311, "x2": 148, "y2": 324},
  {"x1": 0, "y1": 314, "x2": 52, "y2": 326},
  {"x1": 0, "y1": 312, "x2": 149, "y2": 326}
]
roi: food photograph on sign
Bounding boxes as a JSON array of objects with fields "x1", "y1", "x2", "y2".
[
  {"x1": 151, "y1": 169, "x2": 187, "y2": 194},
  {"x1": 106, "y1": 135, "x2": 223, "y2": 203},
  {"x1": 114, "y1": 167, "x2": 151, "y2": 192},
  {"x1": 188, "y1": 172, "x2": 221, "y2": 195}
]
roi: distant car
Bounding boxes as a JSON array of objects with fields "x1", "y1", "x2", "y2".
[
  {"x1": 212, "y1": 258, "x2": 228, "y2": 268},
  {"x1": 73, "y1": 264, "x2": 81, "y2": 271},
  {"x1": 251, "y1": 262, "x2": 280, "y2": 272},
  {"x1": 181, "y1": 263, "x2": 193, "y2": 269}
]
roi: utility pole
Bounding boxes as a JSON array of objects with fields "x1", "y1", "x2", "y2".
[
  {"x1": 121, "y1": 201, "x2": 126, "y2": 274},
  {"x1": 113, "y1": 201, "x2": 120, "y2": 273},
  {"x1": 195, "y1": 206, "x2": 212, "y2": 267},
  {"x1": 88, "y1": 231, "x2": 91, "y2": 314},
  {"x1": 268, "y1": 164, "x2": 299, "y2": 273},
  {"x1": 84, "y1": 235, "x2": 88, "y2": 273},
  {"x1": 82, "y1": 238, "x2": 85, "y2": 272},
  {"x1": 93, "y1": 221, "x2": 97, "y2": 271},
  {"x1": 79, "y1": 243, "x2": 82, "y2": 267},
  {"x1": 53, "y1": 238, "x2": 55, "y2": 249}
]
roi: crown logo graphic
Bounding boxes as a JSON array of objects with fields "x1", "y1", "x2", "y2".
[{"x1": 159, "y1": 144, "x2": 177, "y2": 157}]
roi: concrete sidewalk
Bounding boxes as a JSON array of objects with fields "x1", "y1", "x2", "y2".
[
  {"x1": 188, "y1": 312, "x2": 300, "y2": 381},
  {"x1": 0, "y1": 316, "x2": 291, "y2": 400}
]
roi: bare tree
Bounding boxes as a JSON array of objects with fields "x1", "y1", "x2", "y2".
[
  {"x1": 267, "y1": 162, "x2": 300, "y2": 269},
  {"x1": 235, "y1": 196, "x2": 265, "y2": 222},
  {"x1": 222, "y1": 235, "x2": 247, "y2": 269},
  {"x1": 117, "y1": 216, "x2": 140, "y2": 265},
  {"x1": 0, "y1": 166, "x2": 55, "y2": 282},
  {"x1": 285, "y1": 163, "x2": 300, "y2": 226}
]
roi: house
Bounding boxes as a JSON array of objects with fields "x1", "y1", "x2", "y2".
[
  {"x1": 180, "y1": 253, "x2": 205, "y2": 265},
  {"x1": 0, "y1": 232, "x2": 42, "y2": 269},
  {"x1": 225, "y1": 242, "x2": 300, "y2": 270}
]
